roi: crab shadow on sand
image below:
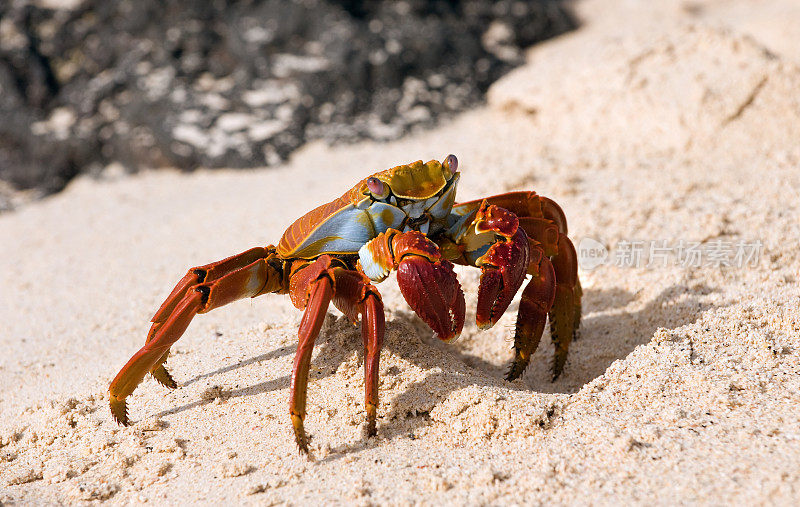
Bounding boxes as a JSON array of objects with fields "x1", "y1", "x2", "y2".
[{"x1": 155, "y1": 281, "x2": 719, "y2": 453}]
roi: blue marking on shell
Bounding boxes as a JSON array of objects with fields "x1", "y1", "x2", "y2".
[
  {"x1": 365, "y1": 202, "x2": 406, "y2": 232},
  {"x1": 287, "y1": 172, "x2": 460, "y2": 257},
  {"x1": 289, "y1": 204, "x2": 375, "y2": 256},
  {"x1": 465, "y1": 243, "x2": 491, "y2": 265},
  {"x1": 289, "y1": 200, "x2": 408, "y2": 257},
  {"x1": 429, "y1": 173, "x2": 459, "y2": 221},
  {"x1": 445, "y1": 206, "x2": 475, "y2": 241}
]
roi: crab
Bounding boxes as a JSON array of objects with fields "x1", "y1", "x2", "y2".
[{"x1": 109, "y1": 155, "x2": 582, "y2": 453}]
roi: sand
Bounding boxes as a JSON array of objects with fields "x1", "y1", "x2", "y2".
[{"x1": 2, "y1": 0, "x2": 800, "y2": 504}]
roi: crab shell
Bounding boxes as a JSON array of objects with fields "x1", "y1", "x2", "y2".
[{"x1": 277, "y1": 159, "x2": 459, "y2": 259}]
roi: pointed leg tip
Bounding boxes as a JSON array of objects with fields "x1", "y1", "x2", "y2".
[
  {"x1": 152, "y1": 366, "x2": 178, "y2": 389},
  {"x1": 440, "y1": 331, "x2": 461, "y2": 343},
  {"x1": 365, "y1": 403, "x2": 378, "y2": 437},
  {"x1": 505, "y1": 351, "x2": 530, "y2": 382},
  {"x1": 551, "y1": 363, "x2": 565, "y2": 382},
  {"x1": 109, "y1": 396, "x2": 130, "y2": 426},
  {"x1": 296, "y1": 439, "x2": 309, "y2": 455},
  {"x1": 291, "y1": 414, "x2": 312, "y2": 456},
  {"x1": 295, "y1": 437, "x2": 315, "y2": 460},
  {"x1": 476, "y1": 320, "x2": 495, "y2": 331}
]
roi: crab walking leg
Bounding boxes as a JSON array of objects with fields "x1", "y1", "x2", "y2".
[
  {"x1": 145, "y1": 247, "x2": 276, "y2": 387},
  {"x1": 289, "y1": 275, "x2": 334, "y2": 453},
  {"x1": 109, "y1": 251, "x2": 281, "y2": 425},
  {"x1": 548, "y1": 233, "x2": 580, "y2": 379},
  {"x1": 447, "y1": 195, "x2": 581, "y2": 379},
  {"x1": 464, "y1": 191, "x2": 583, "y2": 377},
  {"x1": 512, "y1": 225, "x2": 580, "y2": 378},
  {"x1": 506, "y1": 252, "x2": 556, "y2": 381},
  {"x1": 458, "y1": 191, "x2": 568, "y2": 236},
  {"x1": 110, "y1": 291, "x2": 203, "y2": 424},
  {"x1": 288, "y1": 258, "x2": 386, "y2": 451},
  {"x1": 328, "y1": 268, "x2": 386, "y2": 437},
  {"x1": 361, "y1": 296, "x2": 385, "y2": 436}
]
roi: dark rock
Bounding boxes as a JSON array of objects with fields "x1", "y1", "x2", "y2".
[{"x1": 0, "y1": 0, "x2": 576, "y2": 195}]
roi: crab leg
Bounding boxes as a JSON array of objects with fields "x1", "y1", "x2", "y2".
[
  {"x1": 360, "y1": 295, "x2": 384, "y2": 436},
  {"x1": 289, "y1": 272, "x2": 333, "y2": 453},
  {"x1": 506, "y1": 250, "x2": 556, "y2": 380},
  {"x1": 287, "y1": 254, "x2": 387, "y2": 452},
  {"x1": 513, "y1": 221, "x2": 580, "y2": 378},
  {"x1": 459, "y1": 192, "x2": 582, "y2": 379},
  {"x1": 512, "y1": 219, "x2": 582, "y2": 377},
  {"x1": 146, "y1": 247, "x2": 278, "y2": 386},
  {"x1": 327, "y1": 268, "x2": 386, "y2": 437},
  {"x1": 547, "y1": 232, "x2": 580, "y2": 378},
  {"x1": 109, "y1": 247, "x2": 282, "y2": 426}
]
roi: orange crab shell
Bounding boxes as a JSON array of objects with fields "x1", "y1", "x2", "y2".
[{"x1": 276, "y1": 159, "x2": 453, "y2": 258}]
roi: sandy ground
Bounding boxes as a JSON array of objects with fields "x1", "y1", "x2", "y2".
[{"x1": 2, "y1": 0, "x2": 800, "y2": 504}]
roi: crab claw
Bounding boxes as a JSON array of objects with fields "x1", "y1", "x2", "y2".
[
  {"x1": 397, "y1": 256, "x2": 466, "y2": 341},
  {"x1": 474, "y1": 205, "x2": 530, "y2": 330}
]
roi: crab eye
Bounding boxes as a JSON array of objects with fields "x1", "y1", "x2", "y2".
[
  {"x1": 366, "y1": 177, "x2": 389, "y2": 198},
  {"x1": 442, "y1": 154, "x2": 458, "y2": 178}
]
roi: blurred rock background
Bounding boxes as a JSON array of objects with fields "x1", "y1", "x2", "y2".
[{"x1": 0, "y1": 0, "x2": 575, "y2": 199}]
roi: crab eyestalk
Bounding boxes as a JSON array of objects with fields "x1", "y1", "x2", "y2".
[
  {"x1": 473, "y1": 204, "x2": 530, "y2": 330},
  {"x1": 366, "y1": 176, "x2": 390, "y2": 199},
  {"x1": 442, "y1": 154, "x2": 458, "y2": 179}
]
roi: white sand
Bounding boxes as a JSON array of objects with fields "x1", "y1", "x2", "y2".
[{"x1": 2, "y1": 0, "x2": 800, "y2": 503}]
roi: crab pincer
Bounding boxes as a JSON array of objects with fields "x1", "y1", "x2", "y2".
[
  {"x1": 472, "y1": 203, "x2": 530, "y2": 330},
  {"x1": 397, "y1": 258, "x2": 465, "y2": 342},
  {"x1": 359, "y1": 229, "x2": 466, "y2": 341}
]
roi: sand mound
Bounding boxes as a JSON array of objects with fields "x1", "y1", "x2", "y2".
[{"x1": 489, "y1": 25, "x2": 800, "y2": 162}]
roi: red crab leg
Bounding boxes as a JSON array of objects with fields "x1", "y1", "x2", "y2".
[
  {"x1": 360, "y1": 230, "x2": 465, "y2": 341},
  {"x1": 506, "y1": 249, "x2": 556, "y2": 381},
  {"x1": 547, "y1": 232, "x2": 580, "y2": 379},
  {"x1": 513, "y1": 223, "x2": 580, "y2": 378},
  {"x1": 109, "y1": 247, "x2": 283, "y2": 426},
  {"x1": 454, "y1": 192, "x2": 582, "y2": 379},
  {"x1": 459, "y1": 191, "x2": 568, "y2": 235},
  {"x1": 518, "y1": 217, "x2": 560, "y2": 257},
  {"x1": 288, "y1": 257, "x2": 386, "y2": 452},
  {"x1": 144, "y1": 247, "x2": 276, "y2": 387},
  {"x1": 328, "y1": 268, "x2": 386, "y2": 438},
  {"x1": 361, "y1": 295, "x2": 384, "y2": 436},
  {"x1": 456, "y1": 202, "x2": 560, "y2": 380},
  {"x1": 289, "y1": 269, "x2": 334, "y2": 454}
]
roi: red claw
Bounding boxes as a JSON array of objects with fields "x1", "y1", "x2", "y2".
[
  {"x1": 397, "y1": 256, "x2": 466, "y2": 341},
  {"x1": 476, "y1": 227, "x2": 530, "y2": 330}
]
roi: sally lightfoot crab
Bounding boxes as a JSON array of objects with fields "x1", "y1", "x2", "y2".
[{"x1": 109, "y1": 155, "x2": 582, "y2": 452}]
